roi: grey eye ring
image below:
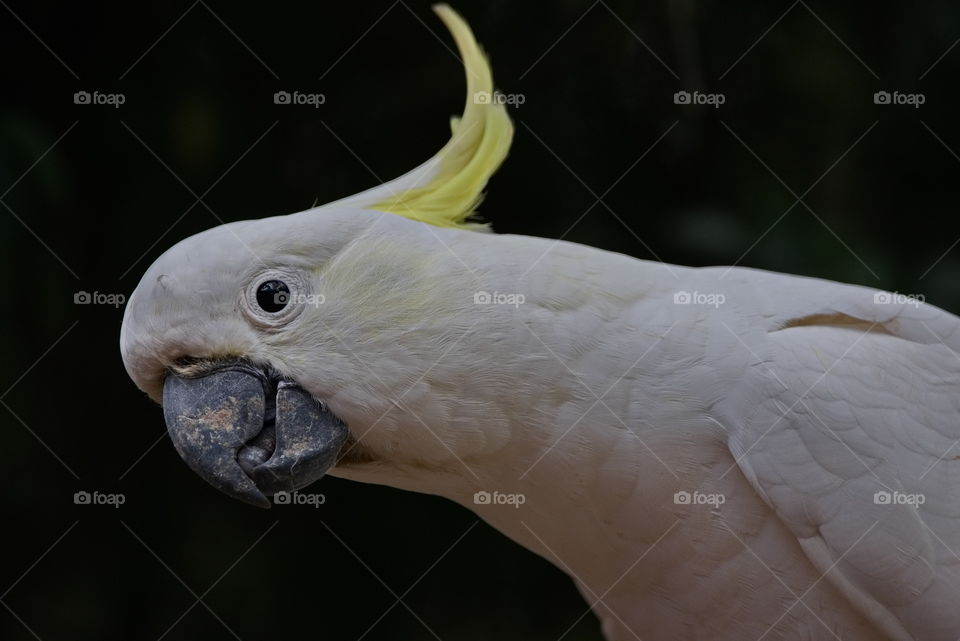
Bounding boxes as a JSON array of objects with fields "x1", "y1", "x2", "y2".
[{"x1": 240, "y1": 269, "x2": 309, "y2": 329}]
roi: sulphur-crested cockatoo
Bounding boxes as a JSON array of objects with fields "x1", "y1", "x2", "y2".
[{"x1": 120, "y1": 6, "x2": 960, "y2": 640}]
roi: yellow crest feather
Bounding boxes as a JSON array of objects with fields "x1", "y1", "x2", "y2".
[{"x1": 370, "y1": 4, "x2": 514, "y2": 230}]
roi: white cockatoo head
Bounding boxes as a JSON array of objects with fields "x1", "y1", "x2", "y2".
[{"x1": 120, "y1": 5, "x2": 515, "y2": 507}]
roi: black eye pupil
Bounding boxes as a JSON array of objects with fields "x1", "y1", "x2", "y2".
[{"x1": 256, "y1": 280, "x2": 290, "y2": 313}]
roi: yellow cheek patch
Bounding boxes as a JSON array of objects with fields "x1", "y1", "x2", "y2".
[{"x1": 370, "y1": 4, "x2": 514, "y2": 231}]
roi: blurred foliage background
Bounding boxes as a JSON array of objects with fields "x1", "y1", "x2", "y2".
[{"x1": 2, "y1": 1, "x2": 960, "y2": 639}]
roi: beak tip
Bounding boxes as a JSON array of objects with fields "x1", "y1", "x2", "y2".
[
  {"x1": 218, "y1": 473, "x2": 273, "y2": 509},
  {"x1": 249, "y1": 495, "x2": 272, "y2": 510},
  {"x1": 228, "y1": 481, "x2": 272, "y2": 509}
]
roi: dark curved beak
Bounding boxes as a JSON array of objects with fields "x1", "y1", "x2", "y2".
[{"x1": 162, "y1": 362, "x2": 348, "y2": 508}]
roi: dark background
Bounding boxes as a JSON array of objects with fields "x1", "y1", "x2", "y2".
[{"x1": 2, "y1": 1, "x2": 960, "y2": 639}]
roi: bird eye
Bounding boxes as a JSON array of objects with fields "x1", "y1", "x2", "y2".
[
  {"x1": 242, "y1": 269, "x2": 308, "y2": 330},
  {"x1": 256, "y1": 280, "x2": 290, "y2": 313}
]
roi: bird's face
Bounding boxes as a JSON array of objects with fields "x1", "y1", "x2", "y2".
[{"x1": 120, "y1": 207, "x2": 419, "y2": 507}]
